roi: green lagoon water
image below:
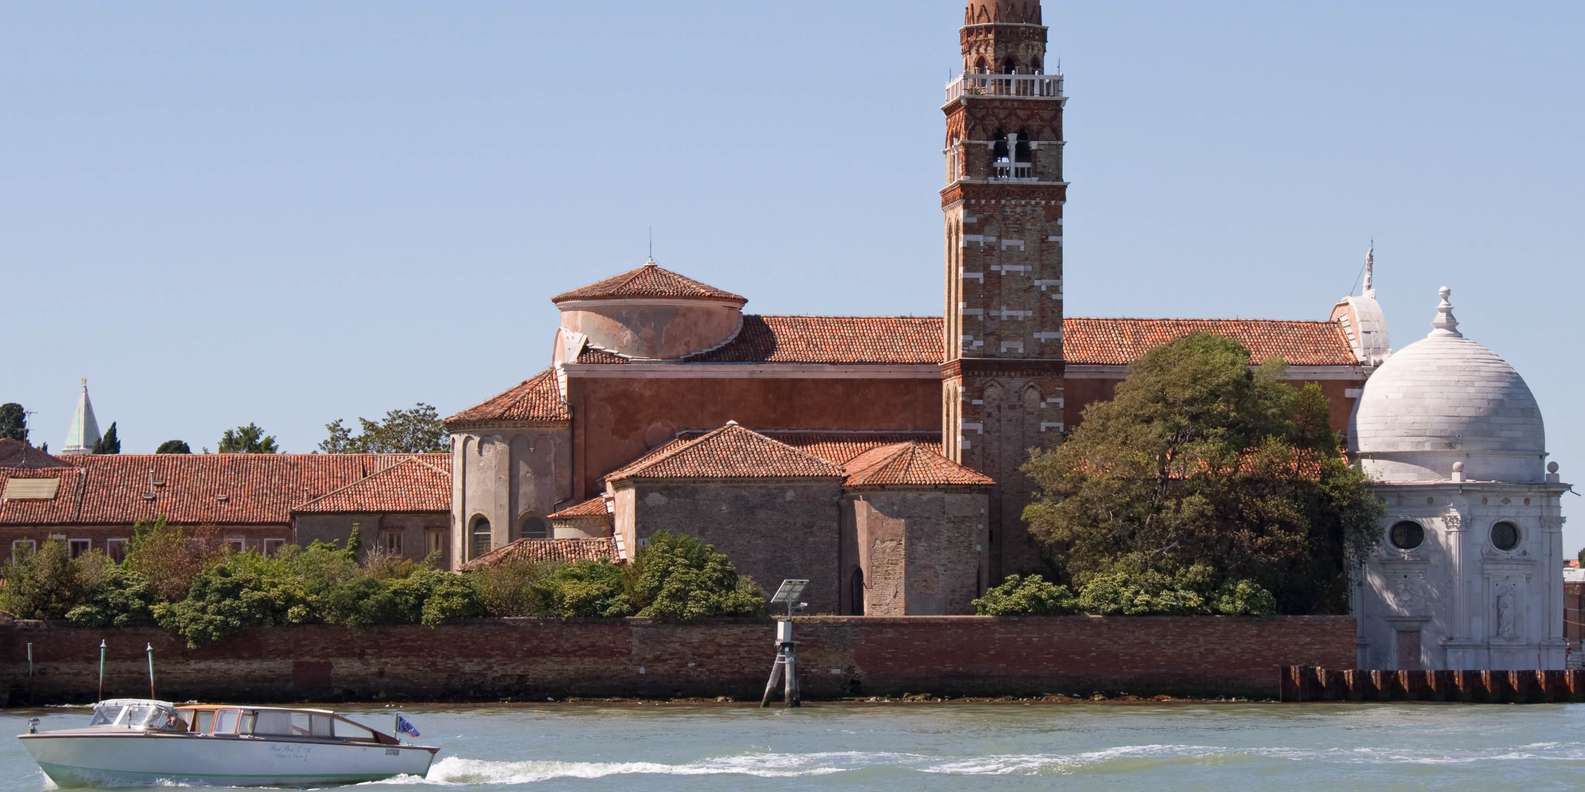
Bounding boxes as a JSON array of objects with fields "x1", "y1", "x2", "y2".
[{"x1": 3, "y1": 702, "x2": 1583, "y2": 790}]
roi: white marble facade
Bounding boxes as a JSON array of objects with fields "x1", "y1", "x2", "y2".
[{"x1": 1351, "y1": 289, "x2": 1568, "y2": 670}]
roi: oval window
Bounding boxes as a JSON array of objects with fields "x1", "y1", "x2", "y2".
[
  {"x1": 1389, "y1": 521, "x2": 1424, "y2": 551},
  {"x1": 1491, "y1": 521, "x2": 1521, "y2": 551}
]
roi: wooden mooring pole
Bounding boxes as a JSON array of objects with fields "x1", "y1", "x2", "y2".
[{"x1": 760, "y1": 620, "x2": 801, "y2": 708}]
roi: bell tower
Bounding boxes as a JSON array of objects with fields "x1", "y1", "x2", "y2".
[{"x1": 941, "y1": 0, "x2": 1066, "y2": 578}]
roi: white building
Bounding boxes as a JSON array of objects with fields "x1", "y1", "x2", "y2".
[{"x1": 1351, "y1": 288, "x2": 1568, "y2": 670}]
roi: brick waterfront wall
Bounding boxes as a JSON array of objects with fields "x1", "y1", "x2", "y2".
[{"x1": 0, "y1": 616, "x2": 1354, "y2": 705}]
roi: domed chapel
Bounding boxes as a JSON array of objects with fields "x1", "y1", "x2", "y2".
[{"x1": 2, "y1": 4, "x2": 1564, "y2": 641}]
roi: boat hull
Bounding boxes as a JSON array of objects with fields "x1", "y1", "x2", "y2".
[{"x1": 20, "y1": 732, "x2": 436, "y2": 788}]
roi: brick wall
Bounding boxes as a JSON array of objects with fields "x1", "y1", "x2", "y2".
[{"x1": 0, "y1": 616, "x2": 1354, "y2": 705}]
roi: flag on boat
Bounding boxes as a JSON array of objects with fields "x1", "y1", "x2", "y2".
[{"x1": 396, "y1": 715, "x2": 421, "y2": 738}]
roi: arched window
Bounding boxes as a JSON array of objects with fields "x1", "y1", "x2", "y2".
[
  {"x1": 973, "y1": 57, "x2": 989, "y2": 74},
  {"x1": 519, "y1": 515, "x2": 550, "y2": 541},
  {"x1": 1002, "y1": 56, "x2": 1017, "y2": 75},
  {"x1": 470, "y1": 516, "x2": 492, "y2": 560},
  {"x1": 1014, "y1": 129, "x2": 1033, "y2": 163},
  {"x1": 850, "y1": 568, "x2": 865, "y2": 615}
]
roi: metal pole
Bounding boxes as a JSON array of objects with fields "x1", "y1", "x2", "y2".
[
  {"x1": 759, "y1": 650, "x2": 785, "y2": 708},
  {"x1": 145, "y1": 644, "x2": 156, "y2": 700},
  {"x1": 26, "y1": 642, "x2": 33, "y2": 704},
  {"x1": 98, "y1": 640, "x2": 106, "y2": 702}
]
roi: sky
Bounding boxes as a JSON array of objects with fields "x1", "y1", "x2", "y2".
[{"x1": 3, "y1": 2, "x2": 1582, "y2": 543}]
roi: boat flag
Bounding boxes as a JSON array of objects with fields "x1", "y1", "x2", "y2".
[{"x1": 396, "y1": 715, "x2": 421, "y2": 738}]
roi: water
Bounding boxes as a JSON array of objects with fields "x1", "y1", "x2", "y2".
[{"x1": 4, "y1": 702, "x2": 1585, "y2": 791}]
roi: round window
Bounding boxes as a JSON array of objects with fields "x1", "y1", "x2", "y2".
[
  {"x1": 1491, "y1": 521, "x2": 1521, "y2": 551},
  {"x1": 1389, "y1": 521, "x2": 1425, "y2": 551}
]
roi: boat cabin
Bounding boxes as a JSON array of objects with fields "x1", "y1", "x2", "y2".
[{"x1": 171, "y1": 705, "x2": 400, "y2": 745}]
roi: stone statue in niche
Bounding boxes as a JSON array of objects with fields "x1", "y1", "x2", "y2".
[{"x1": 1495, "y1": 582, "x2": 1519, "y2": 641}]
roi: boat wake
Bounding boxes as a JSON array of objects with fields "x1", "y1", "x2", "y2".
[{"x1": 359, "y1": 741, "x2": 1585, "y2": 785}]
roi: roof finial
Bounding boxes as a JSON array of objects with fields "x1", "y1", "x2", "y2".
[
  {"x1": 1363, "y1": 242, "x2": 1376, "y2": 298},
  {"x1": 1431, "y1": 286, "x2": 1462, "y2": 338},
  {"x1": 646, "y1": 227, "x2": 655, "y2": 266}
]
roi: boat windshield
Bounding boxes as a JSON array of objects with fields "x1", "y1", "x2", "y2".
[{"x1": 89, "y1": 700, "x2": 186, "y2": 732}]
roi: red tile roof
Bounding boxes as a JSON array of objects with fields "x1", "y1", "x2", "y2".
[
  {"x1": 670, "y1": 430, "x2": 940, "y2": 469},
  {"x1": 446, "y1": 369, "x2": 571, "y2": 428},
  {"x1": 552, "y1": 262, "x2": 746, "y2": 304},
  {"x1": 1062, "y1": 318, "x2": 1360, "y2": 367},
  {"x1": 294, "y1": 456, "x2": 451, "y2": 514},
  {"x1": 571, "y1": 316, "x2": 1359, "y2": 368},
  {"x1": 0, "y1": 454, "x2": 445, "y2": 526},
  {"x1": 0, "y1": 440, "x2": 70, "y2": 469},
  {"x1": 460, "y1": 537, "x2": 621, "y2": 570},
  {"x1": 547, "y1": 496, "x2": 611, "y2": 521},
  {"x1": 843, "y1": 443, "x2": 995, "y2": 489},
  {"x1": 688, "y1": 316, "x2": 941, "y2": 365},
  {"x1": 608, "y1": 423, "x2": 845, "y2": 482}
]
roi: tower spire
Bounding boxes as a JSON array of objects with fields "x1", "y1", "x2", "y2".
[{"x1": 62, "y1": 378, "x2": 102, "y2": 455}]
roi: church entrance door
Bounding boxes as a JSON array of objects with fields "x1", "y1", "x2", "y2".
[{"x1": 1395, "y1": 629, "x2": 1422, "y2": 670}]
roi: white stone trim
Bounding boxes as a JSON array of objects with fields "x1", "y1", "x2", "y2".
[{"x1": 992, "y1": 264, "x2": 1031, "y2": 273}]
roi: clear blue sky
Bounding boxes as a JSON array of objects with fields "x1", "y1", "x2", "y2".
[{"x1": 5, "y1": 2, "x2": 1582, "y2": 543}]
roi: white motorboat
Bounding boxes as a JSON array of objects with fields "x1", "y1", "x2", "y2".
[{"x1": 18, "y1": 699, "x2": 439, "y2": 788}]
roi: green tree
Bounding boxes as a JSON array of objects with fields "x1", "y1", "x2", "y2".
[
  {"x1": 93, "y1": 422, "x2": 121, "y2": 454},
  {"x1": 319, "y1": 403, "x2": 448, "y2": 454},
  {"x1": 545, "y1": 561, "x2": 632, "y2": 619},
  {"x1": 66, "y1": 552, "x2": 157, "y2": 628},
  {"x1": 125, "y1": 519, "x2": 221, "y2": 602},
  {"x1": 155, "y1": 440, "x2": 192, "y2": 454},
  {"x1": 0, "y1": 539, "x2": 84, "y2": 619},
  {"x1": 0, "y1": 402, "x2": 27, "y2": 443},
  {"x1": 1023, "y1": 334, "x2": 1383, "y2": 615},
  {"x1": 629, "y1": 532, "x2": 764, "y2": 622},
  {"x1": 218, "y1": 423, "x2": 280, "y2": 454}
]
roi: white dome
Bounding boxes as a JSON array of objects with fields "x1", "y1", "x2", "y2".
[{"x1": 1349, "y1": 288, "x2": 1546, "y2": 483}]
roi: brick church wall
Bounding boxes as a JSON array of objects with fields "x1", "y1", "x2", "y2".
[
  {"x1": 0, "y1": 616, "x2": 1356, "y2": 704},
  {"x1": 622, "y1": 479, "x2": 845, "y2": 613},
  {"x1": 567, "y1": 377, "x2": 939, "y2": 500},
  {"x1": 846, "y1": 490, "x2": 989, "y2": 616}
]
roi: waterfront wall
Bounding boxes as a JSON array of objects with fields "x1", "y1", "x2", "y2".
[{"x1": 1, "y1": 616, "x2": 1354, "y2": 705}]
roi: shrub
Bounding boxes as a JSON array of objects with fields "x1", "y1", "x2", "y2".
[
  {"x1": 1213, "y1": 579, "x2": 1278, "y2": 617},
  {"x1": 155, "y1": 552, "x2": 309, "y2": 647},
  {"x1": 972, "y1": 574, "x2": 1076, "y2": 616},
  {"x1": 472, "y1": 559, "x2": 556, "y2": 618},
  {"x1": 1071, "y1": 563, "x2": 1277, "y2": 617},
  {"x1": 0, "y1": 539, "x2": 83, "y2": 620},
  {"x1": 408, "y1": 570, "x2": 486, "y2": 627},
  {"x1": 545, "y1": 561, "x2": 632, "y2": 619},
  {"x1": 629, "y1": 532, "x2": 764, "y2": 622},
  {"x1": 66, "y1": 552, "x2": 155, "y2": 628},
  {"x1": 125, "y1": 519, "x2": 221, "y2": 602}
]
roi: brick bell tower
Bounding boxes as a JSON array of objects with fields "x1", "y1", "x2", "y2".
[{"x1": 941, "y1": 0, "x2": 1066, "y2": 579}]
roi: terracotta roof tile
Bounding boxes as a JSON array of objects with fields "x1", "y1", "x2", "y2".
[
  {"x1": 572, "y1": 316, "x2": 1358, "y2": 368},
  {"x1": 608, "y1": 423, "x2": 845, "y2": 482},
  {"x1": 670, "y1": 430, "x2": 940, "y2": 468},
  {"x1": 0, "y1": 454, "x2": 444, "y2": 527},
  {"x1": 547, "y1": 495, "x2": 611, "y2": 521},
  {"x1": 294, "y1": 456, "x2": 451, "y2": 514},
  {"x1": 689, "y1": 316, "x2": 941, "y2": 365},
  {"x1": 552, "y1": 262, "x2": 746, "y2": 304},
  {"x1": 446, "y1": 369, "x2": 570, "y2": 428},
  {"x1": 460, "y1": 537, "x2": 621, "y2": 570},
  {"x1": 1063, "y1": 318, "x2": 1360, "y2": 367},
  {"x1": 843, "y1": 443, "x2": 995, "y2": 488},
  {"x1": 0, "y1": 440, "x2": 71, "y2": 469}
]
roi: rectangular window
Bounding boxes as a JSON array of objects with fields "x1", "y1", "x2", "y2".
[
  {"x1": 214, "y1": 709, "x2": 239, "y2": 735},
  {"x1": 263, "y1": 538, "x2": 286, "y2": 557},
  {"x1": 68, "y1": 539, "x2": 91, "y2": 559},
  {"x1": 225, "y1": 537, "x2": 246, "y2": 553},
  {"x1": 12, "y1": 539, "x2": 37, "y2": 558},
  {"x1": 382, "y1": 530, "x2": 402, "y2": 556},
  {"x1": 106, "y1": 538, "x2": 129, "y2": 562},
  {"x1": 427, "y1": 529, "x2": 446, "y2": 558},
  {"x1": 193, "y1": 710, "x2": 214, "y2": 735}
]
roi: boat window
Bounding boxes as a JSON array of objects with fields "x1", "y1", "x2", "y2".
[
  {"x1": 90, "y1": 702, "x2": 125, "y2": 726},
  {"x1": 252, "y1": 710, "x2": 294, "y2": 736},
  {"x1": 214, "y1": 709, "x2": 239, "y2": 735},
  {"x1": 119, "y1": 703, "x2": 159, "y2": 728},
  {"x1": 193, "y1": 710, "x2": 214, "y2": 734},
  {"x1": 334, "y1": 718, "x2": 376, "y2": 743},
  {"x1": 239, "y1": 712, "x2": 256, "y2": 736}
]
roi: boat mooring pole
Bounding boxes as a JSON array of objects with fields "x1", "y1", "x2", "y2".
[
  {"x1": 145, "y1": 644, "x2": 156, "y2": 699},
  {"x1": 97, "y1": 640, "x2": 106, "y2": 702}
]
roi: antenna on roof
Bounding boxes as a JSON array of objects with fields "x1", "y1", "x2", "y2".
[{"x1": 647, "y1": 226, "x2": 655, "y2": 265}]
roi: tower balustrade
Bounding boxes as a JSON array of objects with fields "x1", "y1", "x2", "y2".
[{"x1": 945, "y1": 73, "x2": 1064, "y2": 102}]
